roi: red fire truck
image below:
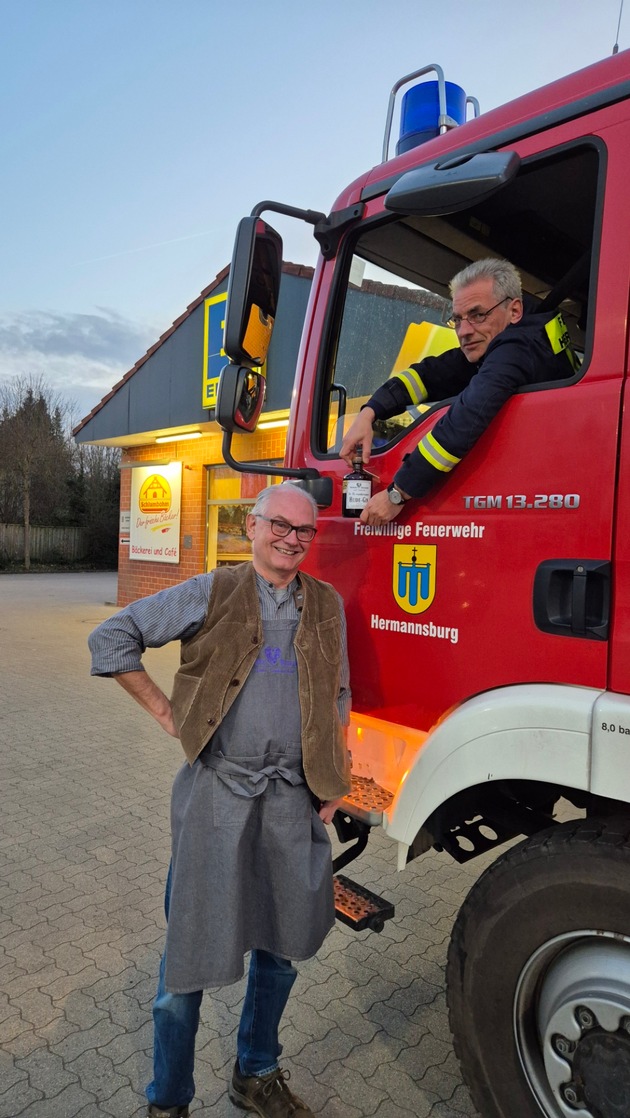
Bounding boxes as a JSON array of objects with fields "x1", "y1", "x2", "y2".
[{"x1": 216, "y1": 53, "x2": 630, "y2": 1118}]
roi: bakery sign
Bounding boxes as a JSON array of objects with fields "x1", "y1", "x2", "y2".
[{"x1": 129, "y1": 462, "x2": 182, "y2": 563}]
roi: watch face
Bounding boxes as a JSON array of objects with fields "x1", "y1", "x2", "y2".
[{"x1": 388, "y1": 485, "x2": 403, "y2": 504}]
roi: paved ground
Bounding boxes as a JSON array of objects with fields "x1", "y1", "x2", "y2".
[{"x1": 0, "y1": 573, "x2": 487, "y2": 1118}]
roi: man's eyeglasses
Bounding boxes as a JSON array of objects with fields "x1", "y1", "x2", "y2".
[
  {"x1": 447, "y1": 296, "x2": 510, "y2": 330},
  {"x1": 256, "y1": 516, "x2": 317, "y2": 543}
]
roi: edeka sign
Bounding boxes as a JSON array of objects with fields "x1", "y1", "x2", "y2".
[
  {"x1": 202, "y1": 292, "x2": 227, "y2": 409},
  {"x1": 202, "y1": 290, "x2": 266, "y2": 409},
  {"x1": 130, "y1": 462, "x2": 182, "y2": 564}
]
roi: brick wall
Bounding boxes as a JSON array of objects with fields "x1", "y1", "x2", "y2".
[{"x1": 116, "y1": 429, "x2": 287, "y2": 606}]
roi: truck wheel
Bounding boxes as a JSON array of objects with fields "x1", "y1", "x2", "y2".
[{"x1": 446, "y1": 817, "x2": 630, "y2": 1118}]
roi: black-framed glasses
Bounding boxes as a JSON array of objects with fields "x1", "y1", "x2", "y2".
[
  {"x1": 256, "y1": 515, "x2": 317, "y2": 543},
  {"x1": 447, "y1": 296, "x2": 510, "y2": 330}
]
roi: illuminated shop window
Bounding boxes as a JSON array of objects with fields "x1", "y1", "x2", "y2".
[{"x1": 205, "y1": 465, "x2": 281, "y2": 569}]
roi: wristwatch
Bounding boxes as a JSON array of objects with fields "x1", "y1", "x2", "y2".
[{"x1": 387, "y1": 483, "x2": 410, "y2": 505}]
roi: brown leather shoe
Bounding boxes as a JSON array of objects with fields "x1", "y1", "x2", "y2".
[
  {"x1": 229, "y1": 1061, "x2": 314, "y2": 1117},
  {"x1": 146, "y1": 1106, "x2": 189, "y2": 1117}
]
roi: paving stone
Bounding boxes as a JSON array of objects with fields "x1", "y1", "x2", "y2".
[
  {"x1": 13, "y1": 984, "x2": 66, "y2": 1036},
  {"x1": 4, "y1": 964, "x2": 69, "y2": 999},
  {"x1": 275, "y1": 1024, "x2": 316, "y2": 1060},
  {"x1": 315, "y1": 1098, "x2": 362, "y2": 1118},
  {"x1": 60, "y1": 990, "x2": 109, "y2": 1029},
  {"x1": 39, "y1": 1015, "x2": 82, "y2": 1046},
  {"x1": 295, "y1": 971, "x2": 358, "y2": 1013},
  {"x1": 6, "y1": 1030, "x2": 49, "y2": 1060},
  {"x1": 14, "y1": 1047, "x2": 77, "y2": 1095},
  {"x1": 193, "y1": 1030, "x2": 238, "y2": 1072},
  {"x1": 285, "y1": 1000, "x2": 336, "y2": 1041},
  {"x1": 1, "y1": 922, "x2": 49, "y2": 951},
  {"x1": 97, "y1": 989, "x2": 151, "y2": 1032},
  {"x1": 0, "y1": 1050, "x2": 28, "y2": 1095},
  {"x1": 317, "y1": 1058, "x2": 385, "y2": 1113},
  {"x1": 97, "y1": 1020, "x2": 154, "y2": 1068},
  {"x1": 0, "y1": 1080, "x2": 43, "y2": 1118},
  {"x1": 67, "y1": 1050, "x2": 129, "y2": 1101},
  {"x1": 428, "y1": 1087, "x2": 479, "y2": 1117},
  {"x1": 369, "y1": 1000, "x2": 428, "y2": 1045},
  {"x1": 342, "y1": 1029, "x2": 405, "y2": 1076},
  {"x1": 343, "y1": 971, "x2": 398, "y2": 1014},
  {"x1": 319, "y1": 999, "x2": 381, "y2": 1043},
  {"x1": 15, "y1": 1082, "x2": 96, "y2": 1117},
  {"x1": 85, "y1": 966, "x2": 152, "y2": 1003},
  {"x1": 108, "y1": 1049, "x2": 153, "y2": 1093},
  {"x1": 43, "y1": 967, "x2": 105, "y2": 1002},
  {"x1": 0, "y1": 1012, "x2": 33, "y2": 1045},
  {"x1": 56, "y1": 1019, "x2": 124, "y2": 1063},
  {"x1": 99, "y1": 1084, "x2": 148, "y2": 1118},
  {"x1": 371, "y1": 1098, "x2": 433, "y2": 1118},
  {"x1": 10, "y1": 941, "x2": 49, "y2": 971},
  {"x1": 417, "y1": 1056, "x2": 465, "y2": 1099}
]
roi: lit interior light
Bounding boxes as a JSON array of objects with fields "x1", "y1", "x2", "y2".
[{"x1": 155, "y1": 431, "x2": 202, "y2": 443}]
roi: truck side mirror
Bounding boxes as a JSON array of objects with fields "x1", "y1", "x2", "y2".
[
  {"x1": 216, "y1": 364, "x2": 266, "y2": 433},
  {"x1": 223, "y1": 216, "x2": 283, "y2": 367}
]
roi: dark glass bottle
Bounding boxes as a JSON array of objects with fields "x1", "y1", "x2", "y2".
[{"x1": 342, "y1": 446, "x2": 373, "y2": 518}]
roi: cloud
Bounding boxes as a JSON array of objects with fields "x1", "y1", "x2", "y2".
[
  {"x1": 0, "y1": 308, "x2": 157, "y2": 424},
  {"x1": 0, "y1": 308, "x2": 154, "y2": 363}
]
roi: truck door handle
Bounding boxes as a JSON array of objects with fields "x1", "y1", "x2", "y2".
[{"x1": 533, "y1": 559, "x2": 610, "y2": 641}]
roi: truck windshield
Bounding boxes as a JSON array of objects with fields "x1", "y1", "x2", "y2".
[{"x1": 319, "y1": 143, "x2": 599, "y2": 457}]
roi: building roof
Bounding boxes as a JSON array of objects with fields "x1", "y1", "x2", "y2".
[{"x1": 72, "y1": 261, "x2": 314, "y2": 438}]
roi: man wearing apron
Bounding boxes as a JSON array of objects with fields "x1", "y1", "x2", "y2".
[{"x1": 89, "y1": 483, "x2": 352, "y2": 1118}]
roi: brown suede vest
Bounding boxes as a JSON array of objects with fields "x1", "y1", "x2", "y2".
[{"x1": 170, "y1": 562, "x2": 351, "y2": 801}]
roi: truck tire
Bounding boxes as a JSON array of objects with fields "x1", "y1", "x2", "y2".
[{"x1": 446, "y1": 816, "x2": 630, "y2": 1118}]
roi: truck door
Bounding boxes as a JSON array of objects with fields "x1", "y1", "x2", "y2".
[{"x1": 297, "y1": 117, "x2": 630, "y2": 728}]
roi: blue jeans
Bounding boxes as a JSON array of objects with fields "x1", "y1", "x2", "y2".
[{"x1": 146, "y1": 868, "x2": 298, "y2": 1109}]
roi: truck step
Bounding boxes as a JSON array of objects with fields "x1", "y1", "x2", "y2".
[
  {"x1": 334, "y1": 873, "x2": 395, "y2": 933},
  {"x1": 343, "y1": 775, "x2": 394, "y2": 825}
]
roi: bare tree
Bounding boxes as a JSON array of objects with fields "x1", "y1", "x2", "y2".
[{"x1": 0, "y1": 375, "x2": 74, "y2": 569}]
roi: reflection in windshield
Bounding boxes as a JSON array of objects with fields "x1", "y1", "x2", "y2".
[{"x1": 327, "y1": 252, "x2": 454, "y2": 454}]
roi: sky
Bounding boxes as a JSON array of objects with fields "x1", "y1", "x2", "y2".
[{"x1": 1, "y1": 0, "x2": 627, "y2": 424}]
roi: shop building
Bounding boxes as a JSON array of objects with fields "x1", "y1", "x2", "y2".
[{"x1": 73, "y1": 262, "x2": 313, "y2": 605}]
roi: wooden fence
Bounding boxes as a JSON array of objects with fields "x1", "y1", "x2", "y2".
[{"x1": 0, "y1": 524, "x2": 89, "y2": 563}]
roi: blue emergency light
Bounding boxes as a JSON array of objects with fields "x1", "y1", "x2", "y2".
[
  {"x1": 382, "y1": 64, "x2": 479, "y2": 163},
  {"x1": 396, "y1": 80, "x2": 467, "y2": 155}
]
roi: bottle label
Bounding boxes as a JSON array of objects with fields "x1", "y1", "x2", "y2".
[{"x1": 344, "y1": 478, "x2": 372, "y2": 509}]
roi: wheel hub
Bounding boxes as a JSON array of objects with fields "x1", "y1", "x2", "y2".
[
  {"x1": 515, "y1": 933, "x2": 630, "y2": 1118},
  {"x1": 572, "y1": 1028, "x2": 630, "y2": 1116}
]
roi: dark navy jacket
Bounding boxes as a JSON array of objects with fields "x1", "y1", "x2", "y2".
[{"x1": 366, "y1": 311, "x2": 575, "y2": 499}]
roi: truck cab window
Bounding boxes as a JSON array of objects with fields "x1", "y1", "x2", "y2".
[{"x1": 319, "y1": 143, "x2": 599, "y2": 457}]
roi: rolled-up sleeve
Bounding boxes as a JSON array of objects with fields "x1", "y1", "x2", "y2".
[{"x1": 88, "y1": 574, "x2": 214, "y2": 676}]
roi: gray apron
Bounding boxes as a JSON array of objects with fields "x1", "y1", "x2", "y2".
[{"x1": 164, "y1": 617, "x2": 335, "y2": 994}]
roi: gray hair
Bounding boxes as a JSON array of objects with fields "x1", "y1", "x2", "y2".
[
  {"x1": 251, "y1": 482, "x2": 318, "y2": 520},
  {"x1": 450, "y1": 258, "x2": 522, "y2": 302}
]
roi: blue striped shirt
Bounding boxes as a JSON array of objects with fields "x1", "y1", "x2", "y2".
[{"x1": 89, "y1": 570, "x2": 351, "y2": 724}]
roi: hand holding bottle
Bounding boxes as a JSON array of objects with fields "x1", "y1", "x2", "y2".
[{"x1": 340, "y1": 407, "x2": 376, "y2": 466}]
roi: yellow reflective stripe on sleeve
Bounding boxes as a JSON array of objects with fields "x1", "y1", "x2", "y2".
[
  {"x1": 545, "y1": 313, "x2": 580, "y2": 372},
  {"x1": 545, "y1": 313, "x2": 571, "y2": 354},
  {"x1": 391, "y1": 367, "x2": 428, "y2": 406},
  {"x1": 418, "y1": 431, "x2": 462, "y2": 473}
]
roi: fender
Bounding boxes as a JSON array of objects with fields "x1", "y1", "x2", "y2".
[
  {"x1": 591, "y1": 691, "x2": 630, "y2": 799},
  {"x1": 350, "y1": 684, "x2": 608, "y2": 866}
]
